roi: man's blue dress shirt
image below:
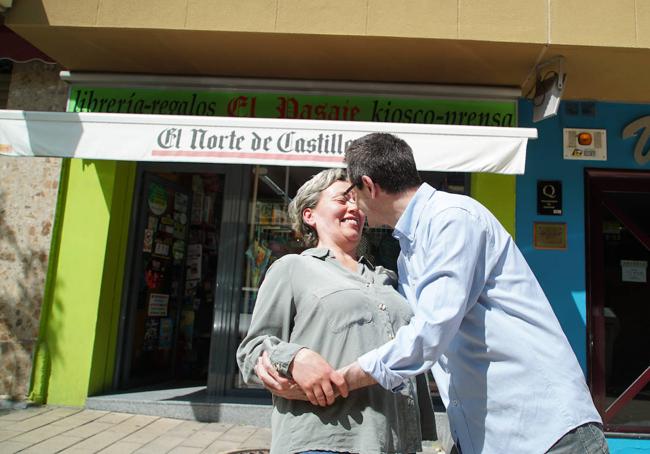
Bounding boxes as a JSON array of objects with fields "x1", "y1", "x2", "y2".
[{"x1": 358, "y1": 183, "x2": 601, "y2": 453}]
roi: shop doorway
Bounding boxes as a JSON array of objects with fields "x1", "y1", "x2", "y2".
[
  {"x1": 585, "y1": 168, "x2": 650, "y2": 434},
  {"x1": 116, "y1": 163, "x2": 248, "y2": 392}
]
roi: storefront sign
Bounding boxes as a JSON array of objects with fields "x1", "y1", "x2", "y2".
[
  {"x1": 67, "y1": 88, "x2": 517, "y2": 127},
  {"x1": 537, "y1": 180, "x2": 562, "y2": 215},
  {"x1": 622, "y1": 115, "x2": 650, "y2": 166},
  {"x1": 0, "y1": 110, "x2": 536, "y2": 174},
  {"x1": 533, "y1": 222, "x2": 567, "y2": 250},
  {"x1": 563, "y1": 128, "x2": 607, "y2": 161}
]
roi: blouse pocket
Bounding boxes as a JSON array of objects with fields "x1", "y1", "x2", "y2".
[
  {"x1": 313, "y1": 287, "x2": 373, "y2": 333},
  {"x1": 375, "y1": 286, "x2": 413, "y2": 327}
]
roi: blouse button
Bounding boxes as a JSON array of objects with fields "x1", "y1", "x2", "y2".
[{"x1": 378, "y1": 303, "x2": 386, "y2": 311}]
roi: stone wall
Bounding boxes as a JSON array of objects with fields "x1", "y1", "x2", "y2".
[{"x1": 0, "y1": 61, "x2": 66, "y2": 401}]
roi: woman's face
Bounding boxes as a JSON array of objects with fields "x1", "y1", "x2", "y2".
[{"x1": 302, "y1": 180, "x2": 366, "y2": 249}]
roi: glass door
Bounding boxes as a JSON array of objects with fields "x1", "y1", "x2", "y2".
[
  {"x1": 585, "y1": 168, "x2": 650, "y2": 434},
  {"x1": 117, "y1": 163, "x2": 248, "y2": 393}
]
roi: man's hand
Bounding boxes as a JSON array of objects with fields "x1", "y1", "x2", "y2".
[
  {"x1": 289, "y1": 348, "x2": 349, "y2": 407},
  {"x1": 338, "y1": 361, "x2": 377, "y2": 392}
]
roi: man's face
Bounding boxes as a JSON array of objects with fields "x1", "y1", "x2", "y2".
[{"x1": 345, "y1": 179, "x2": 383, "y2": 228}]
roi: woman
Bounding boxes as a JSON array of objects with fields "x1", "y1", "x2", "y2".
[{"x1": 237, "y1": 169, "x2": 426, "y2": 454}]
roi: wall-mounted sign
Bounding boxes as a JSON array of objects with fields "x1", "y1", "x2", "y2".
[
  {"x1": 67, "y1": 88, "x2": 517, "y2": 127},
  {"x1": 622, "y1": 115, "x2": 650, "y2": 166},
  {"x1": 621, "y1": 260, "x2": 647, "y2": 283},
  {"x1": 537, "y1": 180, "x2": 562, "y2": 215},
  {"x1": 563, "y1": 128, "x2": 607, "y2": 161},
  {"x1": 534, "y1": 222, "x2": 567, "y2": 250}
]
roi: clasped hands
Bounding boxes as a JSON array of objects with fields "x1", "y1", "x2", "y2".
[{"x1": 254, "y1": 349, "x2": 375, "y2": 407}]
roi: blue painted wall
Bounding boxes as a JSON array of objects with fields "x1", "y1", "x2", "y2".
[{"x1": 516, "y1": 99, "x2": 650, "y2": 452}]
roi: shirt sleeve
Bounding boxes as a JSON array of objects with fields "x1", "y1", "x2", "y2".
[
  {"x1": 358, "y1": 208, "x2": 488, "y2": 391},
  {"x1": 236, "y1": 256, "x2": 305, "y2": 384}
]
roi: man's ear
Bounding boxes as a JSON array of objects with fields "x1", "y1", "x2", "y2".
[
  {"x1": 302, "y1": 208, "x2": 316, "y2": 228},
  {"x1": 361, "y1": 175, "x2": 380, "y2": 199}
]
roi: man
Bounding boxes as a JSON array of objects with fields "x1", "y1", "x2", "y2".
[{"x1": 258, "y1": 133, "x2": 606, "y2": 453}]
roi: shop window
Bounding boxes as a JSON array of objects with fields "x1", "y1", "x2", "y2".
[{"x1": 586, "y1": 169, "x2": 650, "y2": 434}]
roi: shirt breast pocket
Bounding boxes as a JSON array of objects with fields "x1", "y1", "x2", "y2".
[{"x1": 313, "y1": 287, "x2": 373, "y2": 334}]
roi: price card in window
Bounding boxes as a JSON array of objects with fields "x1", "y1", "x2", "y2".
[{"x1": 621, "y1": 260, "x2": 647, "y2": 283}]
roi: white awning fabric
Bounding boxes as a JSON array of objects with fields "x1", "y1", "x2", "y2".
[{"x1": 0, "y1": 110, "x2": 536, "y2": 174}]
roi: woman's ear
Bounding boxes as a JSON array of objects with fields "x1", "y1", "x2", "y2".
[{"x1": 302, "y1": 207, "x2": 316, "y2": 228}]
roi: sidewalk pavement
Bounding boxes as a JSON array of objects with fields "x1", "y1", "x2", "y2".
[{"x1": 0, "y1": 405, "x2": 445, "y2": 453}]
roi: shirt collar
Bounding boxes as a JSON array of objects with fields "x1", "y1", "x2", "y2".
[
  {"x1": 393, "y1": 183, "x2": 436, "y2": 244},
  {"x1": 300, "y1": 247, "x2": 331, "y2": 259},
  {"x1": 300, "y1": 247, "x2": 375, "y2": 270}
]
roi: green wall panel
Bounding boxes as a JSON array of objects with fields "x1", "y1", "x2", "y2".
[
  {"x1": 40, "y1": 159, "x2": 135, "y2": 406},
  {"x1": 471, "y1": 173, "x2": 516, "y2": 238}
]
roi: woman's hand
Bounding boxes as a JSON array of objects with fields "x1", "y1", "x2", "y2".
[{"x1": 255, "y1": 351, "x2": 294, "y2": 393}]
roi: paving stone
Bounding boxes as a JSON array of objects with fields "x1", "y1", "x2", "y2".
[
  {"x1": 3, "y1": 411, "x2": 65, "y2": 432},
  {"x1": 45, "y1": 406, "x2": 85, "y2": 418},
  {"x1": 64, "y1": 421, "x2": 117, "y2": 438},
  {"x1": 201, "y1": 422, "x2": 233, "y2": 433},
  {"x1": 62, "y1": 429, "x2": 130, "y2": 453},
  {"x1": 218, "y1": 425, "x2": 258, "y2": 443},
  {"x1": 96, "y1": 440, "x2": 143, "y2": 454},
  {"x1": 121, "y1": 418, "x2": 186, "y2": 445},
  {"x1": 168, "y1": 446, "x2": 203, "y2": 454},
  {"x1": 179, "y1": 428, "x2": 223, "y2": 448},
  {"x1": 51, "y1": 409, "x2": 111, "y2": 428},
  {"x1": 0, "y1": 440, "x2": 33, "y2": 453},
  {"x1": 106, "y1": 414, "x2": 158, "y2": 434},
  {"x1": 120, "y1": 427, "x2": 162, "y2": 445},
  {"x1": 167, "y1": 420, "x2": 206, "y2": 437},
  {"x1": 245, "y1": 433, "x2": 272, "y2": 446},
  {"x1": 202, "y1": 439, "x2": 241, "y2": 453},
  {"x1": 95, "y1": 412, "x2": 135, "y2": 425},
  {"x1": 21, "y1": 434, "x2": 83, "y2": 453},
  {"x1": 0, "y1": 429, "x2": 23, "y2": 442},
  {"x1": 0, "y1": 406, "x2": 51, "y2": 422},
  {"x1": 134, "y1": 434, "x2": 186, "y2": 453},
  {"x1": 9, "y1": 421, "x2": 71, "y2": 443}
]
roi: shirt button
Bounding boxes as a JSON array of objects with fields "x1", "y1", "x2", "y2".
[
  {"x1": 388, "y1": 334, "x2": 394, "y2": 339},
  {"x1": 452, "y1": 400, "x2": 458, "y2": 406}
]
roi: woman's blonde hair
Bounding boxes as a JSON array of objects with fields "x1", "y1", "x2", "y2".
[{"x1": 288, "y1": 168, "x2": 347, "y2": 247}]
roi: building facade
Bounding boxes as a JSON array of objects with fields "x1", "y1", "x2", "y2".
[{"x1": 1, "y1": 1, "x2": 649, "y2": 452}]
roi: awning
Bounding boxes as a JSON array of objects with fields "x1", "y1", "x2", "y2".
[{"x1": 0, "y1": 110, "x2": 536, "y2": 174}]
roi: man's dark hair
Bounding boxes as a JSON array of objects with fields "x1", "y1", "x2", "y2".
[{"x1": 345, "y1": 133, "x2": 421, "y2": 194}]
